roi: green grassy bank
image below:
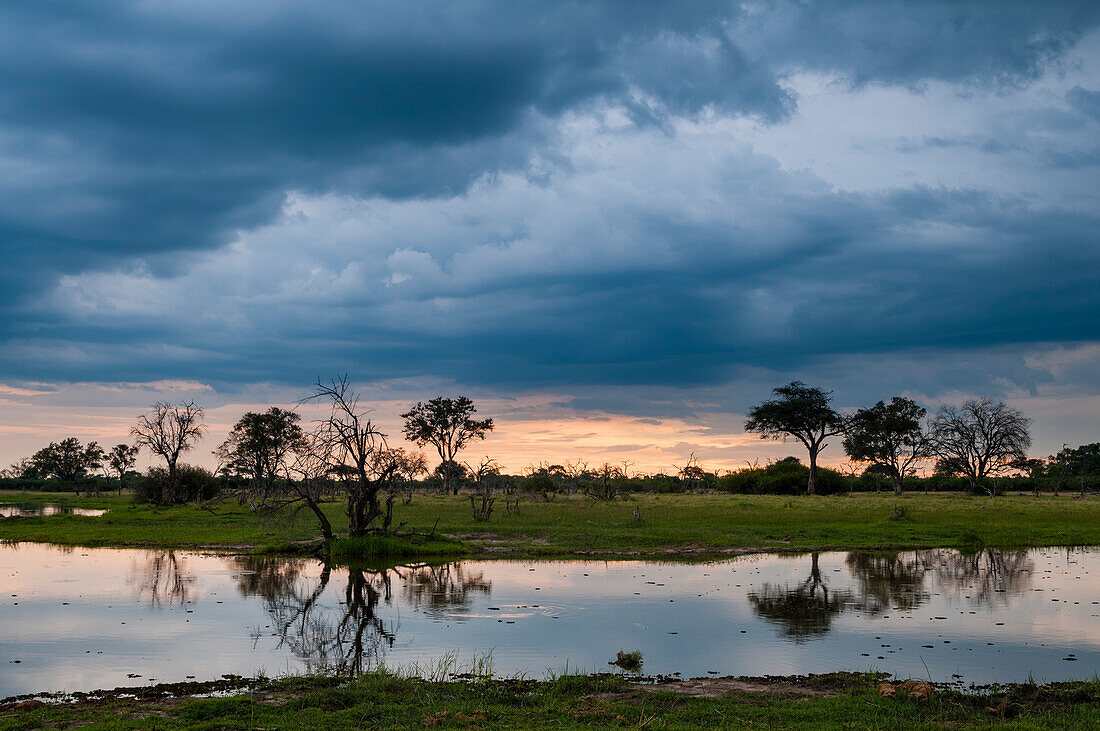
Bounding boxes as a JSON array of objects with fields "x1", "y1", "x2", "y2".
[
  {"x1": 3, "y1": 671, "x2": 1099, "y2": 730},
  {"x1": 3, "y1": 490, "x2": 1100, "y2": 557}
]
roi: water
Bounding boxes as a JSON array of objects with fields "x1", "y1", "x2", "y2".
[
  {"x1": 1, "y1": 543, "x2": 1098, "y2": 697},
  {"x1": 0, "y1": 504, "x2": 108, "y2": 518}
]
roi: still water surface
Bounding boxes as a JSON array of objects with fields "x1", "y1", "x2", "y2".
[
  {"x1": 0, "y1": 504, "x2": 108, "y2": 518},
  {"x1": 1, "y1": 543, "x2": 1098, "y2": 697}
]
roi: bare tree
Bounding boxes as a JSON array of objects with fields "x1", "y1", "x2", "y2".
[
  {"x1": 563, "y1": 459, "x2": 587, "y2": 495},
  {"x1": 677, "y1": 452, "x2": 706, "y2": 491},
  {"x1": 584, "y1": 462, "x2": 628, "y2": 501},
  {"x1": 131, "y1": 401, "x2": 206, "y2": 480},
  {"x1": 466, "y1": 456, "x2": 499, "y2": 520},
  {"x1": 388, "y1": 448, "x2": 428, "y2": 505},
  {"x1": 305, "y1": 377, "x2": 400, "y2": 536},
  {"x1": 930, "y1": 398, "x2": 1031, "y2": 498}
]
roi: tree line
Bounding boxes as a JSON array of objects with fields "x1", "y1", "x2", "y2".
[{"x1": 3, "y1": 379, "x2": 1098, "y2": 538}]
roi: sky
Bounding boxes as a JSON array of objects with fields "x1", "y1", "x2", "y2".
[{"x1": 1, "y1": 1, "x2": 1099, "y2": 474}]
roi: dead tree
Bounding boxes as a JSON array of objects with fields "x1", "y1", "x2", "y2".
[
  {"x1": 131, "y1": 401, "x2": 206, "y2": 482},
  {"x1": 304, "y1": 377, "x2": 400, "y2": 536},
  {"x1": 466, "y1": 456, "x2": 498, "y2": 521}
]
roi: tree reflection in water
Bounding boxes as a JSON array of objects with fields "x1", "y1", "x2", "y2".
[
  {"x1": 230, "y1": 558, "x2": 490, "y2": 675},
  {"x1": 131, "y1": 550, "x2": 195, "y2": 606},
  {"x1": 402, "y1": 563, "x2": 490, "y2": 618},
  {"x1": 922, "y1": 549, "x2": 1033, "y2": 606},
  {"x1": 750, "y1": 549, "x2": 1034, "y2": 641},
  {"x1": 844, "y1": 552, "x2": 929, "y2": 613},
  {"x1": 748, "y1": 553, "x2": 855, "y2": 642}
]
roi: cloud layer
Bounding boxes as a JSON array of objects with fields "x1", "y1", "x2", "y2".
[{"x1": 1, "y1": 1, "x2": 1099, "y2": 465}]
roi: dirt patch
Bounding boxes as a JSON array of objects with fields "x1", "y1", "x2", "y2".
[{"x1": 641, "y1": 677, "x2": 836, "y2": 699}]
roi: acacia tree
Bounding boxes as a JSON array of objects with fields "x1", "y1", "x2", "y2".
[
  {"x1": 306, "y1": 377, "x2": 401, "y2": 537},
  {"x1": 745, "y1": 382, "x2": 844, "y2": 495},
  {"x1": 401, "y1": 397, "x2": 493, "y2": 496},
  {"x1": 131, "y1": 401, "x2": 206, "y2": 480},
  {"x1": 217, "y1": 407, "x2": 306, "y2": 510},
  {"x1": 843, "y1": 397, "x2": 933, "y2": 497},
  {"x1": 930, "y1": 397, "x2": 1031, "y2": 498},
  {"x1": 107, "y1": 443, "x2": 140, "y2": 496}
]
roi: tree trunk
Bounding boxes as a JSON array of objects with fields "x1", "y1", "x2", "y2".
[
  {"x1": 891, "y1": 474, "x2": 903, "y2": 497},
  {"x1": 304, "y1": 495, "x2": 333, "y2": 544},
  {"x1": 806, "y1": 448, "x2": 818, "y2": 495}
]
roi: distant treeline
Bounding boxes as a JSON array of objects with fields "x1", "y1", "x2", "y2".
[
  {"x1": 2, "y1": 455, "x2": 1097, "y2": 499},
  {"x1": 3, "y1": 379, "x2": 1099, "y2": 543}
]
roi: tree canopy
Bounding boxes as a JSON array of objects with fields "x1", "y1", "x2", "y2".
[
  {"x1": 28, "y1": 438, "x2": 104, "y2": 483},
  {"x1": 131, "y1": 401, "x2": 206, "y2": 479},
  {"x1": 843, "y1": 397, "x2": 932, "y2": 496},
  {"x1": 402, "y1": 396, "x2": 493, "y2": 495},
  {"x1": 745, "y1": 382, "x2": 844, "y2": 495},
  {"x1": 930, "y1": 397, "x2": 1031, "y2": 497}
]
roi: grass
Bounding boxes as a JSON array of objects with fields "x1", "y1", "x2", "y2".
[
  {"x1": 329, "y1": 534, "x2": 469, "y2": 560},
  {"x1": 3, "y1": 671, "x2": 1100, "y2": 729},
  {"x1": 5, "y1": 490, "x2": 1100, "y2": 557}
]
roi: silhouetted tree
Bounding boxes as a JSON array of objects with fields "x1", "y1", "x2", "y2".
[
  {"x1": 745, "y1": 382, "x2": 844, "y2": 495},
  {"x1": 1052, "y1": 443, "x2": 1100, "y2": 497},
  {"x1": 466, "y1": 456, "x2": 500, "y2": 520},
  {"x1": 305, "y1": 377, "x2": 400, "y2": 536},
  {"x1": 385, "y1": 448, "x2": 428, "y2": 505},
  {"x1": 402, "y1": 397, "x2": 493, "y2": 496},
  {"x1": 843, "y1": 397, "x2": 933, "y2": 496},
  {"x1": 430, "y1": 460, "x2": 469, "y2": 495},
  {"x1": 280, "y1": 433, "x2": 338, "y2": 545},
  {"x1": 930, "y1": 398, "x2": 1030, "y2": 498},
  {"x1": 584, "y1": 462, "x2": 629, "y2": 501},
  {"x1": 107, "y1": 443, "x2": 140, "y2": 496},
  {"x1": 28, "y1": 438, "x2": 105, "y2": 489},
  {"x1": 677, "y1": 452, "x2": 706, "y2": 491},
  {"x1": 131, "y1": 401, "x2": 206, "y2": 481},
  {"x1": 217, "y1": 407, "x2": 306, "y2": 510}
]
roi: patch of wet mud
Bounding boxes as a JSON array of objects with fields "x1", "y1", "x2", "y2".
[{"x1": 0, "y1": 674, "x2": 261, "y2": 709}]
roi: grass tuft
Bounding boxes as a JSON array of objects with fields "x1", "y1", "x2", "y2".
[{"x1": 329, "y1": 534, "x2": 468, "y2": 561}]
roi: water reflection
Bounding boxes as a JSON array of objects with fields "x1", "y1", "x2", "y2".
[
  {"x1": 0, "y1": 503, "x2": 107, "y2": 517},
  {"x1": 403, "y1": 564, "x2": 491, "y2": 618},
  {"x1": 230, "y1": 558, "x2": 489, "y2": 674},
  {"x1": 0, "y1": 543, "x2": 1095, "y2": 696},
  {"x1": 131, "y1": 551, "x2": 195, "y2": 606},
  {"x1": 750, "y1": 550, "x2": 1035, "y2": 639},
  {"x1": 748, "y1": 553, "x2": 855, "y2": 641}
]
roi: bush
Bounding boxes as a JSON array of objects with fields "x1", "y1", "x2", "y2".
[
  {"x1": 135, "y1": 465, "x2": 221, "y2": 505},
  {"x1": 714, "y1": 458, "x2": 846, "y2": 495},
  {"x1": 0, "y1": 476, "x2": 57, "y2": 492},
  {"x1": 330, "y1": 534, "x2": 468, "y2": 561},
  {"x1": 521, "y1": 474, "x2": 557, "y2": 500}
]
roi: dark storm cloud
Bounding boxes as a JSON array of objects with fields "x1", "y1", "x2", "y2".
[
  {"x1": 0, "y1": 0, "x2": 782, "y2": 277},
  {"x1": 1, "y1": 0, "x2": 1099, "y2": 402}
]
